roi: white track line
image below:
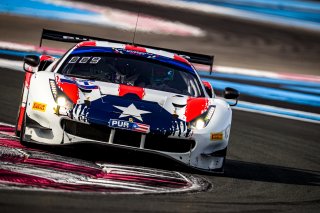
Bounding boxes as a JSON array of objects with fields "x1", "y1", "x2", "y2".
[
  {"x1": 234, "y1": 101, "x2": 320, "y2": 124},
  {"x1": 213, "y1": 66, "x2": 320, "y2": 83},
  {"x1": 0, "y1": 58, "x2": 23, "y2": 71},
  {"x1": 0, "y1": 41, "x2": 65, "y2": 55},
  {"x1": 195, "y1": 65, "x2": 320, "y2": 83}
]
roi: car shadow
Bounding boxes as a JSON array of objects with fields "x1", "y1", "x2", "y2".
[
  {"x1": 35, "y1": 143, "x2": 320, "y2": 187},
  {"x1": 223, "y1": 159, "x2": 320, "y2": 186}
]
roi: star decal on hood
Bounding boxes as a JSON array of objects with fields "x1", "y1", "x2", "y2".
[{"x1": 113, "y1": 103, "x2": 151, "y2": 122}]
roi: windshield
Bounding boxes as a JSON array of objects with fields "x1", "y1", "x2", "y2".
[{"x1": 58, "y1": 52, "x2": 203, "y2": 97}]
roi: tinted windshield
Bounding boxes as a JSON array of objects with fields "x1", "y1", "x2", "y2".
[{"x1": 58, "y1": 52, "x2": 203, "y2": 97}]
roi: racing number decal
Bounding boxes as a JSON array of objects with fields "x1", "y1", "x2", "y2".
[
  {"x1": 68, "y1": 57, "x2": 101, "y2": 64},
  {"x1": 79, "y1": 57, "x2": 91, "y2": 63},
  {"x1": 69, "y1": 57, "x2": 80, "y2": 63},
  {"x1": 90, "y1": 57, "x2": 101, "y2": 64}
]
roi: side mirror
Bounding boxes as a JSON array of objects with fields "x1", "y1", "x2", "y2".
[
  {"x1": 38, "y1": 55, "x2": 55, "y2": 71},
  {"x1": 23, "y1": 55, "x2": 40, "y2": 73},
  {"x1": 223, "y1": 87, "x2": 240, "y2": 106},
  {"x1": 202, "y1": 81, "x2": 214, "y2": 98}
]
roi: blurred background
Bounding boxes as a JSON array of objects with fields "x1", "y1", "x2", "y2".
[
  {"x1": 1, "y1": 0, "x2": 319, "y2": 74},
  {"x1": 0, "y1": 2, "x2": 319, "y2": 212}
]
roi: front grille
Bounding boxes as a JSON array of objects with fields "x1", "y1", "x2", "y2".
[
  {"x1": 62, "y1": 119, "x2": 111, "y2": 142},
  {"x1": 113, "y1": 129, "x2": 142, "y2": 147},
  {"x1": 145, "y1": 134, "x2": 195, "y2": 153},
  {"x1": 61, "y1": 119, "x2": 195, "y2": 153}
]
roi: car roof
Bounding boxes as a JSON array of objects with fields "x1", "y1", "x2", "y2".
[{"x1": 72, "y1": 41, "x2": 196, "y2": 74}]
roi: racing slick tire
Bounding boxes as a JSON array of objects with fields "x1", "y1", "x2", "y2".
[
  {"x1": 19, "y1": 110, "x2": 29, "y2": 147},
  {"x1": 15, "y1": 81, "x2": 26, "y2": 137}
]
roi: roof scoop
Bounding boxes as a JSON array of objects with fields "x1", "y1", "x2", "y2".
[
  {"x1": 170, "y1": 95, "x2": 187, "y2": 119},
  {"x1": 171, "y1": 95, "x2": 187, "y2": 108}
]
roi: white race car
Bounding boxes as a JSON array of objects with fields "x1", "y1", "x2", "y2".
[{"x1": 16, "y1": 29, "x2": 239, "y2": 172}]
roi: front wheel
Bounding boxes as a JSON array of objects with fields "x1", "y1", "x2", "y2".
[
  {"x1": 15, "y1": 80, "x2": 27, "y2": 137},
  {"x1": 15, "y1": 108, "x2": 23, "y2": 137},
  {"x1": 19, "y1": 111, "x2": 28, "y2": 146}
]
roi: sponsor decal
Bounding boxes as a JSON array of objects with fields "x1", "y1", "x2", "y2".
[
  {"x1": 108, "y1": 119, "x2": 150, "y2": 133},
  {"x1": 114, "y1": 48, "x2": 151, "y2": 56},
  {"x1": 210, "y1": 132, "x2": 223, "y2": 141},
  {"x1": 32, "y1": 102, "x2": 47, "y2": 112}
]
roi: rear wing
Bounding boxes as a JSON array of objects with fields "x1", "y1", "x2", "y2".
[{"x1": 40, "y1": 29, "x2": 214, "y2": 74}]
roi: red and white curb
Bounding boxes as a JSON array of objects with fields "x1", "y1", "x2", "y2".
[{"x1": 0, "y1": 123, "x2": 208, "y2": 194}]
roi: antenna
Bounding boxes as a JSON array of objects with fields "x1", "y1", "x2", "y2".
[
  {"x1": 39, "y1": 29, "x2": 44, "y2": 47},
  {"x1": 132, "y1": 10, "x2": 140, "y2": 45}
]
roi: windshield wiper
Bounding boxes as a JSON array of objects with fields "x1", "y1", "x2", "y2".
[{"x1": 64, "y1": 74, "x2": 98, "y2": 80}]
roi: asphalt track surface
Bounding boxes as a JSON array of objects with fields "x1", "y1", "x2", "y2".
[{"x1": 0, "y1": 1, "x2": 320, "y2": 212}]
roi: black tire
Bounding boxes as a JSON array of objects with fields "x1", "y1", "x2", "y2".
[
  {"x1": 19, "y1": 110, "x2": 28, "y2": 146},
  {"x1": 15, "y1": 81, "x2": 26, "y2": 137},
  {"x1": 14, "y1": 126, "x2": 21, "y2": 137},
  {"x1": 15, "y1": 109, "x2": 22, "y2": 137}
]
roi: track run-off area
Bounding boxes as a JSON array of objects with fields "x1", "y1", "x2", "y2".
[{"x1": 0, "y1": 123, "x2": 208, "y2": 194}]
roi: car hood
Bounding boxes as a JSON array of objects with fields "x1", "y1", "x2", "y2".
[{"x1": 55, "y1": 74, "x2": 212, "y2": 137}]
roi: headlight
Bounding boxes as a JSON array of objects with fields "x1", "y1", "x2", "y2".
[
  {"x1": 190, "y1": 106, "x2": 215, "y2": 130},
  {"x1": 57, "y1": 96, "x2": 66, "y2": 107},
  {"x1": 55, "y1": 96, "x2": 73, "y2": 115},
  {"x1": 50, "y1": 79, "x2": 74, "y2": 115},
  {"x1": 194, "y1": 119, "x2": 205, "y2": 130}
]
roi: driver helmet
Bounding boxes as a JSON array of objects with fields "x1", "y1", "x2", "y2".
[{"x1": 152, "y1": 66, "x2": 174, "y2": 84}]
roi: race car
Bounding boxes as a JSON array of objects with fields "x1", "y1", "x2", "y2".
[{"x1": 15, "y1": 29, "x2": 239, "y2": 172}]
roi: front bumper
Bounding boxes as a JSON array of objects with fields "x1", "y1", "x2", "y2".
[
  {"x1": 24, "y1": 115, "x2": 228, "y2": 172},
  {"x1": 24, "y1": 97, "x2": 231, "y2": 172}
]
